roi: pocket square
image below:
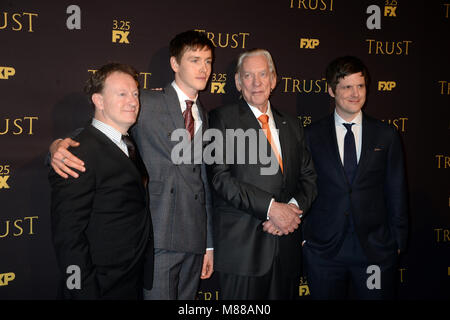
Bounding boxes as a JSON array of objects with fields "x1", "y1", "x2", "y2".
[{"x1": 374, "y1": 148, "x2": 383, "y2": 151}]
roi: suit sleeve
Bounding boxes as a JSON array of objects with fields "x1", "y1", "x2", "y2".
[
  {"x1": 48, "y1": 150, "x2": 100, "y2": 299},
  {"x1": 292, "y1": 120, "x2": 317, "y2": 214},
  {"x1": 201, "y1": 162, "x2": 214, "y2": 249},
  {"x1": 207, "y1": 109, "x2": 273, "y2": 221},
  {"x1": 384, "y1": 127, "x2": 408, "y2": 252},
  {"x1": 199, "y1": 107, "x2": 214, "y2": 249}
]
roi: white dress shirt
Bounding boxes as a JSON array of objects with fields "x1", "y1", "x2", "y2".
[
  {"x1": 171, "y1": 81, "x2": 202, "y2": 134},
  {"x1": 334, "y1": 110, "x2": 363, "y2": 164},
  {"x1": 92, "y1": 118, "x2": 129, "y2": 157}
]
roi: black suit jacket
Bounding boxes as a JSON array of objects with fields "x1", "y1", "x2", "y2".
[
  {"x1": 49, "y1": 125, "x2": 153, "y2": 299},
  {"x1": 208, "y1": 99, "x2": 317, "y2": 277},
  {"x1": 303, "y1": 113, "x2": 408, "y2": 263}
]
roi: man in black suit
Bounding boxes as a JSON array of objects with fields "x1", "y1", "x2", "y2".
[
  {"x1": 48, "y1": 63, "x2": 153, "y2": 299},
  {"x1": 302, "y1": 56, "x2": 408, "y2": 299},
  {"x1": 208, "y1": 49, "x2": 317, "y2": 299},
  {"x1": 48, "y1": 31, "x2": 214, "y2": 299}
]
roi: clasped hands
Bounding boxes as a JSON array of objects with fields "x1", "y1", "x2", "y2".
[{"x1": 262, "y1": 201, "x2": 302, "y2": 237}]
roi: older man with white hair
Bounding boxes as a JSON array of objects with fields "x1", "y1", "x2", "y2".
[{"x1": 207, "y1": 49, "x2": 317, "y2": 300}]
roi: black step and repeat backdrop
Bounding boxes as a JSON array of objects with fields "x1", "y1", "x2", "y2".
[{"x1": 0, "y1": 0, "x2": 448, "y2": 300}]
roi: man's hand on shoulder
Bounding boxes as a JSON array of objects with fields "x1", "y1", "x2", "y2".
[{"x1": 50, "y1": 138, "x2": 85, "y2": 179}]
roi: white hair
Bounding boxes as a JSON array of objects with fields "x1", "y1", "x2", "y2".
[{"x1": 235, "y1": 49, "x2": 277, "y2": 85}]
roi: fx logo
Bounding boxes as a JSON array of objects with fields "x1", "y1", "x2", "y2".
[
  {"x1": 0, "y1": 176, "x2": 9, "y2": 189},
  {"x1": 384, "y1": 6, "x2": 397, "y2": 17},
  {"x1": 211, "y1": 82, "x2": 226, "y2": 94},
  {"x1": 300, "y1": 38, "x2": 320, "y2": 49},
  {"x1": 298, "y1": 277, "x2": 310, "y2": 296},
  {"x1": 367, "y1": 2, "x2": 397, "y2": 29},
  {"x1": 0, "y1": 272, "x2": 15, "y2": 286},
  {"x1": 112, "y1": 30, "x2": 129, "y2": 44},
  {"x1": 0, "y1": 67, "x2": 15, "y2": 80},
  {"x1": 299, "y1": 284, "x2": 310, "y2": 296},
  {"x1": 378, "y1": 81, "x2": 396, "y2": 91}
]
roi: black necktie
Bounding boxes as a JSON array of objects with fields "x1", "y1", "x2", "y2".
[
  {"x1": 122, "y1": 134, "x2": 148, "y2": 186},
  {"x1": 183, "y1": 100, "x2": 195, "y2": 140},
  {"x1": 343, "y1": 123, "x2": 357, "y2": 184},
  {"x1": 122, "y1": 134, "x2": 136, "y2": 162}
]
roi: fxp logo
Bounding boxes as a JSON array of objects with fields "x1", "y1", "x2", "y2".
[
  {"x1": 299, "y1": 38, "x2": 320, "y2": 49},
  {"x1": 378, "y1": 81, "x2": 397, "y2": 91},
  {"x1": 0, "y1": 272, "x2": 15, "y2": 286},
  {"x1": 0, "y1": 67, "x2": 15, "y2": 80}
]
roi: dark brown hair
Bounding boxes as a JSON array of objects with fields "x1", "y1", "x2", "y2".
[
  {"x1": 325, "y1": 56, "x2": 370, "y2": 93},
  {"x1": 169, "y1": 30, "x2": 214, "y2": 63}
]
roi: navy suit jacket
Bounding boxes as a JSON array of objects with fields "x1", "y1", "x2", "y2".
[{"x1": 303, "y1": 113, "x2": 408, "y2": 263}]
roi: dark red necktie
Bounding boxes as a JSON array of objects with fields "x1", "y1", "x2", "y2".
[{"x1": 183, "y1": 100, "x2": 195, "y2": 140}]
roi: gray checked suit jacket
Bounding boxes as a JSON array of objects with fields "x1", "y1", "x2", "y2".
[{"x1": 131, "y1": 84, "x2": 213, "y2": 254}]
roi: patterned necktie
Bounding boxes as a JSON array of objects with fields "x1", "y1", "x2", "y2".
[
  {"x1": 343, "y1": 123, "x2": 357, "y2": 184},
  {"x1": 122, "y1": 134, "x2": 148, "y2": 186},
  {"x1": 258, "y1": 114, "x2": 283, "y2": 173},
  {"x1": 183, "y1": 100, "x2": 195, "y2": 140}
]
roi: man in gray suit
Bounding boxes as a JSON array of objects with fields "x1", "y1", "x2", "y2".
[{"x1": 49, "y1": 30, "x2": 215, "y2": 300}]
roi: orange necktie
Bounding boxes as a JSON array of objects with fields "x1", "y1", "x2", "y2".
[{"x1": 258, "y1": 114, "x2": 283, "y2": 173}]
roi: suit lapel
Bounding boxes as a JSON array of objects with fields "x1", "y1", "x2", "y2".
[
  {"x1": 87, "y1": 125, "x2": 146, "y2": 195},
  {"x1": 271, "y1": 106, "x2": 289, "y2": 179},
  {"x1": 163, "y1": 84, "x2": 186, "y2": 131},
  {"x1": 197, "y1": 100, "x2": 207, "y2": 125},
  {"x1": 323, "y1": 115, "x2": 349, "y2": 184},
  {"x1": 353, "y1": 114, "x2": 375, "y2": 184},
  {"x1": 162, "y1": 85, "x2": 201, "y2": 194},
  {"x1": 165, "y1": 84, "x2": 207, "y2": 143},
  {"x1": 238, "y1": 99, "x2": 261, "y2": 131},
  {"x1": 238, "y1": 100, "x2": 284, "y2": 177}
]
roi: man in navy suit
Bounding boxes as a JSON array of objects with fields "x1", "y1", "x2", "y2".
[{"x1": 302, "y1": 56, "x2": 408, "y2": 299}]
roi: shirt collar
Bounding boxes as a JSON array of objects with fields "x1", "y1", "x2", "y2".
[
  {"x1": 334, "y1": 110, "x2": 362, "y2": 127},
  {"x1": 171, "y1": 81, "x2": 198, "y2": 108},
  {"x1": 247, "y1": 101, "x2": 274, "y2": 122},
  {"x1": 91, "y1": 118, "x2": 123, "y2": 144}
]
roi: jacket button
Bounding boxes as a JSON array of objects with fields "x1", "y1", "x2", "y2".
[
  {"x1": 193, "y1": 168, "x2": 196, "y2": 172},
  {"x1": 194, "y1": 194, "x2": 198, "y2": 200},
  {"x1": 170, "y1": 188, "x2": 174, "y2": 194}
]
